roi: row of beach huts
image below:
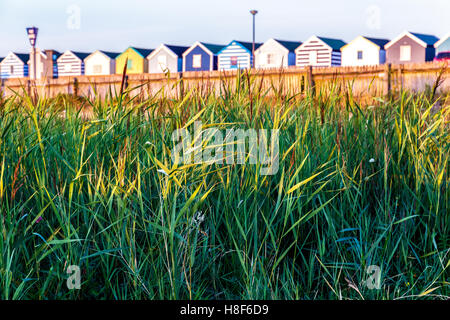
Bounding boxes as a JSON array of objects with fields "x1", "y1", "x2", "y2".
[{"x1": 0, "y1": 31, "x2": 449, "y2": 79}]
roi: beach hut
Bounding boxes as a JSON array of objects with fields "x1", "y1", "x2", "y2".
[
  {"x1": 84, "y1": 50, "x2": 120, "y2": 75},
  {"x1": 57, "y1": 51, "x2": 90, "y2": 76},
  {"x1": 217, "y1": 40, "x2": 262, "y2": 70},
  {"x1": 385, "y1": 31, "x2": 439, "y2": 64},
  {"x1": 147, "y1": 44, "x2": 189, "y2": 74},
  {"x1": 115, "y1": 47, "x2": 153, "y2": 74},
  {"x1": 341, "y1": 36, "x2": 390, "y2": 66},
  {"x1": 434, "y1": 33, "x2": 450, "y2": 61},
  {"x1": 0, "y1": 52, "x2": 29, "y2": 78},
  {"x1": 295, "y1": 36, "x2": 346, "y2": 67},
  {"x1": 28, "y1": 49, "x2": 60, "y2": 79},
  {"x1": 41, "y1": 50, "x2": 60, "y2": 79},
  {"x1": 182, "y1": 42, "x2": 225, "y2": 72},
  {"x1": 255, "y1": 39, "x2": 302, "y2": 69}
]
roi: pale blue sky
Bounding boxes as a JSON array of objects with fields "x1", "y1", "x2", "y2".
[{"x1": 0, "y1": 0, "x2": 449, "y2": 56}]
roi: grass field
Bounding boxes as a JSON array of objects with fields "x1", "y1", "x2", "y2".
[{"x1": 0, "y1": 75, "x2": 448, "y2": 300}]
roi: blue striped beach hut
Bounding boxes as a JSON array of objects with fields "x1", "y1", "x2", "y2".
[
  {"x1": 217, "y1": 40, "x2": 262, "y2": 70},
  {"x1": 57, "y1": 50, "x2": 90, "y2": 76},
  {"x1": 182, "y1": 42, "x2": 225, "y2": 72},
  {"x1": 0, "y1": 52, "x2": 30, "y2": 78}
]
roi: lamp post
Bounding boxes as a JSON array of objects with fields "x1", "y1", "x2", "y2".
[
  {"x1": 26, "y1": 27, "x2": 39, "y2": 80},
  {"x1": 250, "y1": 10, "x2": 258, "y2": 68}
]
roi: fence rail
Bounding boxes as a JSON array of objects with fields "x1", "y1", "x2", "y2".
[{"x1": 0, "y1": 62, "x2": 448, "y2": 100}]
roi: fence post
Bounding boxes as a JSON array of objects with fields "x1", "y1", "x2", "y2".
[
  {"x1": 73, "y1": 77, "x2": 79, "y2": 97},
  {"x1": 306, "y1": 65, "x2": 315, "y2": 96},
  {"x1": 179, "y1": 72, "x2": 184, "y2": 99},
  {"x1": 26, "y1": 79, "x2": 31, "y2": 97},
  {"x1": 384, "y1": 63, "x2": 392, "y2": 98},
  {"x1": 46, "y1": 78, "x2": 50, "y2": 97},
  {"x1": 0, "y1": 78, "x2": 4, "y2": 99},
  {"x1": 397, "y1": 64, "x2": 403, "y2": 92}
]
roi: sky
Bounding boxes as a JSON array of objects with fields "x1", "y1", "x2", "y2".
[{"x1": 0, "y1": 0, "x2": 449, "y2": 56}]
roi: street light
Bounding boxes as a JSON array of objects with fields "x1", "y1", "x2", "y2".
[
  {"x1": 250, "y1": 10, "x2": 258, "y2": 68},
  {"x1": 26, "y1": 26, "x2": 39, "y2": 80}
]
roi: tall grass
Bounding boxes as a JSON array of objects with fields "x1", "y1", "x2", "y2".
[{"x1": 0, "y1": 74, "x2": 448, "y2": 300}]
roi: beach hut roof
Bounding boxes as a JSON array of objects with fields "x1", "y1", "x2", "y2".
[
  {"x1": 316, "y1": 37, "x2": 346, "y2": 50},
  {"x1": 363, "y1": 37, "x2": 390, "y2": 48},
  {"x1": 131, "y1": 47, "x2": 154, "y2": 58},
  {"x1": 274, "y1": 40, "x2": 303, "y2": 52},
  {"x1": 410, "y1": 32, "x2": 439, "y2": 46},
  {"x1": 434, "y1": 33, "x2": 450, "y2": 48},
  {"x1": 98, "y1": 51, "x2": 121, "y2": 59},
  {"x1": 51, "y1": 51, "x2": 62, "y2": 58},
  {"x1": 199, "y1": 43, "x2": 225, "y2": 55},
  {"x1": 15, "y1": 53, "x2": 30, "y2": 64},
  {"x1": 385, "y1": 31, "x2": 439, "y2": 49},
  {"x1": 218, "y1": 40, "x2": 262, "y2": 54},
  {"x1": 70, "y1": 51, "x2": 91, "y2": 60},
  {"x1": 164, "y1": 45, "x2": 190, "y2": 57}
]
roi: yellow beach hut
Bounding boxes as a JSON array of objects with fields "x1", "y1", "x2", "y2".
[{"x1": 115, "y1": 47, "x2": 153, "y2": 74}]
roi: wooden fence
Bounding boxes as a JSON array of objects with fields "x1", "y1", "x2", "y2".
[{"x1": 0, "y1": 62, "x2": 448, "y2": 100}]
